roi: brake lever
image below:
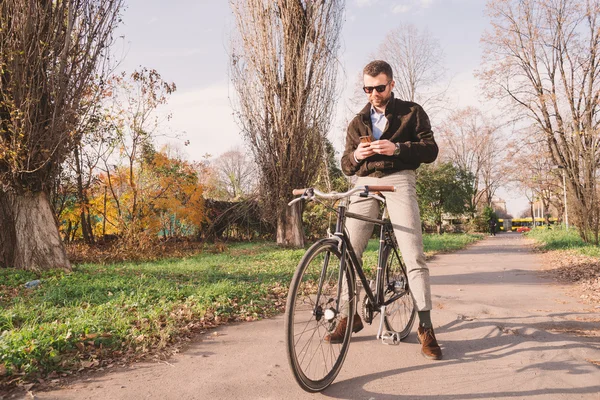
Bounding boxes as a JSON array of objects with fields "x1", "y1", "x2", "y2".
[
  {"x1": 371, "y1": 194, "x2": 386, "y2": 203},
  {"x1": 288, "y1": 188, "x2": 316, "y2": 207}
]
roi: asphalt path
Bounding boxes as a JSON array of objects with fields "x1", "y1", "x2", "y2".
[{"x1": 33, "y1": 234, "x2": 600, "y2": 400}]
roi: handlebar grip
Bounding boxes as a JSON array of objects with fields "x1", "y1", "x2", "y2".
[
  {"x1": 365, "y1": 185, "x2": 395, "y2": 192},
  {"x1": 292, "y1": 189, "x2": 306, "y2": 196}
]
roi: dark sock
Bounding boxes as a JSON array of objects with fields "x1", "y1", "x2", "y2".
[{"x1": 418, "y1": 311, "x2": 432, "y2": 329}]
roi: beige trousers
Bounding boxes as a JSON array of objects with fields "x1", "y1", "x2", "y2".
[{"x1": 346, "y1": 170, "x2": 431, "y2": 312}]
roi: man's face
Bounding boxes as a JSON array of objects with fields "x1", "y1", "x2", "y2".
[{"x1": 363, "y1": 73, "x2": 394, "y2": 109}]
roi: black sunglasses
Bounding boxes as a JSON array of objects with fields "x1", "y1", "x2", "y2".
[{"x1": 363, "y1": 82, "x2": 390, "y2": 94}]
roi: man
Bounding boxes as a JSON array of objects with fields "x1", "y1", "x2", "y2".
[
  {"x1": 327, "y1": 60, "x2": 442, "y2": 360},
  {"x1": 489, "y1": 218, "x2": 497, "y2": 236}
]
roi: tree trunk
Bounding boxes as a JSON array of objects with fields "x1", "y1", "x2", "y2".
[
  {"x1": 74, "y1": 145, "x2": 94, "y2": 244},
  {"x1": 65, "y1": 220, "x2": 72, "y2": 243},
  {"x1": 0, "y1": 189, "x2": 71, "y2": 271},
  {"x1": 276, "y1": 202, "x2": 304, "y2": 247},
  {"x1": 529, "y1": 202, "x2": 537, "y2": 232}
]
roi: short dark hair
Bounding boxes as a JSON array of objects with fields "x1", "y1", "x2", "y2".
[{"x1": 363, "y1": 60, "x2": 393, "y2": 80}]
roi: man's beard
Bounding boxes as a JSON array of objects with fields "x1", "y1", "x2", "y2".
[{"x1": 371, "y1": 93, "x2": 391, "y2": 108}]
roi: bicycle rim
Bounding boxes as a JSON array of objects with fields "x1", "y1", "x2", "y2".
[
  {"x1": 285, "y1": 239, "x2": 355, "y2": 392},
  {"x1": 382, "y1": 245, "x2": 416, "y2": 339}
]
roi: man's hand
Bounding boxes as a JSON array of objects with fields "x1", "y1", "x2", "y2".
[
  {"x1": 370, "y1": 140, "x2": 396, "y2": 156},
  {"x1": 354, "y1": 142, "x2": 375, "y2": 161}
]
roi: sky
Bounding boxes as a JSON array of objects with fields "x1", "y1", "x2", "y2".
[{"x1": 113, "y1": 0, "x2": 528, "y2": 214}]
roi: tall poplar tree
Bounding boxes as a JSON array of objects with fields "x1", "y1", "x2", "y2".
[{"x1": 229, "y1": 0, "x2": 344, "y2": 247}]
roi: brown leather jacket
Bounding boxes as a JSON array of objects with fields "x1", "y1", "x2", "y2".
[{"x1": 341, "y1": 96, "x2": 438, "y2": 177}]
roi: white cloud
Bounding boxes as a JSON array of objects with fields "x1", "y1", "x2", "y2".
[
  {"x1": 159, "y1": 83, "x2": 245, "y2": 161},
  {"x1": 391, "y1": 0, "x2": 435, "y2": 14},
  {"x1": 392, "y1": 4, "x2": 411, "y2": 13},
  {"x1": 147, "y1": 16, "x2": 158, "y2": 24},
  {"x1": 141, "y1": 47, "x2": 207, "y2": 59},
  {"x1": 355, "y1": 0, "x2": 379, "y2": 7}
]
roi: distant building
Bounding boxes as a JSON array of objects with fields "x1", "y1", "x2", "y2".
[{"x1": 491, "y1": 197, "x2": 507, "y2": 215}]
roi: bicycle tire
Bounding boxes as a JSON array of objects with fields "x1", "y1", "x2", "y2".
[
  {"x1": 381, "y1": 245, "x2": 416, "y2": 339},
  {"x1": 285, "y1": 238, "x2": 356, "y2": 392}
]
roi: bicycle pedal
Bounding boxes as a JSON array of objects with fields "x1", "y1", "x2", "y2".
[{"x1": 380, "y1": 331, "x2": 400, "y2": 345}]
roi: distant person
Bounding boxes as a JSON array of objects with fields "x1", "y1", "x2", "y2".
[
  {"x1": 489, "y1": 218, "x2": 497, "y2": 236},
  {"x1": 335, "y1": 60, "x2": 442, "y2": 360}
]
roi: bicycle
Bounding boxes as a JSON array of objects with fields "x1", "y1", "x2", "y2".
[{"x1": 284, "y1": 185, "x2": 417, "y2": 392}]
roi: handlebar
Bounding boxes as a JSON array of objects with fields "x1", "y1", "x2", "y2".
[{"x1": 288, "y1": 185, "x2": 395, "y2": 206}]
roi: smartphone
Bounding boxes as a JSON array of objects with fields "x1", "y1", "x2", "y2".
[{"x1": 359, "y1": 136, "x2": 372, "y2": 144}]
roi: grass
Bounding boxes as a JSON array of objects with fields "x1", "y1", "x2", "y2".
[
  {"x1": 0, "y1": 234, "x2": 481, "y2": 384},
  {"x1": 526, "y1": 228, "x2": 600, "y2": 257},
  {"x1": 422, "y1": 233, "x2": 483, "y2": 255}
]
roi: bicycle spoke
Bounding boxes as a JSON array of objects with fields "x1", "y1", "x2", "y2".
[{"x1": 296, "y1": 324, "x2": 319, "y2": 356}]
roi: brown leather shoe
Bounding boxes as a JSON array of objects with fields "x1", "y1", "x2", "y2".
[
  {"x1": 417, "y1": 326, "x2": 443, "y2": 360},
  {"x1": 324, "y1": 314, "x2": 364, "y2": 344}
]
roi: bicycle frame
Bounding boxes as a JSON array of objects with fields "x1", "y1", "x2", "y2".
[{"x1": 328, "y1": 196, "x2": 401, "y2": 316}]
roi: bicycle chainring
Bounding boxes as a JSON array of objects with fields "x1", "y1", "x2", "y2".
[{"x1": 361, "y1": 295, "x2": 375, "y2": 324}]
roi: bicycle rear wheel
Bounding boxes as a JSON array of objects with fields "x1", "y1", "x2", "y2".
[
  {"x1": 285, "y1": 239, "x2": 355, "y2": 392},
  {"x1": 382, "y1": 245, "x2": 416, "y2": 339}
]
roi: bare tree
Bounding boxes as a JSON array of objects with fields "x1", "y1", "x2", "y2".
[
  {"x1": 378, "y1": 23, "x2": 447, "y2": 109},
  {"x1": 0, "y1": 0, "x2": 123, "y2": 271},
  {"x1": 437, "y1": 107, "x2": 508, "y2": 213},
  {"x1": 212, "y1": 147, "x2": 257, "y2": 200},
  {"x1": 64, "y1": 88, "x2": 116, "y2": 244},
  {"x1": 229, "y1": 0, "x2": 344, "y2": 247},
  {"x1": 480, "y1": 0, "x2": 600, "y2": 243},
  {"x1": 509, "y1": 129, "x2": 566, "y2": 224}
]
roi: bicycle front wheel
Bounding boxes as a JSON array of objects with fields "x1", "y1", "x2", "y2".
[
  {"x1": 382, "y1": 245, "x2": 416, "y2": 339},
  {"x1": 285, "y1": 239, "x2": 356, "y2": 392}
]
